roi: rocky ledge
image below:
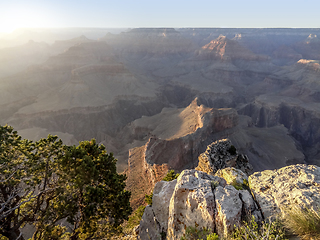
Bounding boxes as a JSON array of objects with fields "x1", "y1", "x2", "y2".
[{"x1": 137, "y1": 164, "x2": 320, "y2": 239}]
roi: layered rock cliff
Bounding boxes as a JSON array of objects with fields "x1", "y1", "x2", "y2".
[{"x1": 126, "y1": 100, "x2": 238, "y2": 207}]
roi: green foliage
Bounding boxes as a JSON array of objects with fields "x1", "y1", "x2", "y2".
[
  {"x1": 231, "y1": 216, "x2": 287, "y2": 240},
  {"x1": 145, "y1": 192, "x2": 153, "y2": 205},
  {"x1": 231, "y1": 179, "x2": 244, "y2": 190},
  {"x1": 206, "y1": 233, "x2": 219, "y2": 240},
  {"x1": 51, "y1": 139, "x2": 131, "y2": 239},
  {"x1": 180, "y1": 226, "x2": 218, "y2": 240},
  {"x1": 123, "y1": 205, "x2": 146, "y2": 234},
  {"x1": 283, "y1": 206, "x2": 320, "y2": 239},
  {"x1": 242, "y1": 179, "x2": 250, "y2": 190},
  {"x1": 230, "y1": 179, "x2": 250, "y2": 191},
  {"x1": 228, "y1": 145, "x2": 237, "y2": 155},
  {"x1": 0, "y1": 125, "x2": 132, "y2": 240},
  {"x1": 0, "y1": 125, "x2": 65, "y2": 240},
  {"x1": 162, "y1": 169, "x2": 180, "y2": 181}
]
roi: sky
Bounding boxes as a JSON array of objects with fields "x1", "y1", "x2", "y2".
[{"x1": 0, "y1": 0, "x2": 319, "y2": 33}]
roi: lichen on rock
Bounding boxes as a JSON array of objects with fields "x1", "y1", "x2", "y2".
[{"x1": 249, "y1": 164, "x2": 320, "y2": 220}]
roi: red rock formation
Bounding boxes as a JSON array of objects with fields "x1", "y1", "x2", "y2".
[{"x1": 197, "y1": 35, "x2": 269, "y2": 61}]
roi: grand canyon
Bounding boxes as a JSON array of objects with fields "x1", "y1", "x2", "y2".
[{"x1": 1, "y1": 27, "x2": 320, "y2": 210}]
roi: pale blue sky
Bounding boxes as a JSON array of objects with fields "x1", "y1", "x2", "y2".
[{"x1": 0, "y1": 0, "x2": 319, "y2": 32}]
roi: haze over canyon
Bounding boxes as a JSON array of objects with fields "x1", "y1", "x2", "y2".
[{"x1": 1, "y1": 28, "x2": 320, "y2": 204}]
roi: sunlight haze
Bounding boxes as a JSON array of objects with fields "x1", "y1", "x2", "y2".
[{"x1": 0, "y1": 0, "x2": 319, "y2": 33}]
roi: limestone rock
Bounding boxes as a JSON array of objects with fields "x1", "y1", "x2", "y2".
[
  {"x1": 215, "y1": 185, "x2": 242, "y2": 237},
  {"x1": 152, "y1": 179, "x2": 177, "y2": 233},
  {"x1": 215, "y1": 168, "x2": 262, "y2": 225},
  {"x1": 167, "y1": 170, "x2": 224, "y2": 240},
  {"x1": 139, "y1": 169, "x2": 261, "y2": 240},
  {"x1": 249, "y1": 164, "x2": 320, "y2": 219},
  {"x1": 138, "y1": 206, "x2": 162, "y2": 240},
  {"x1": 196, "y1": 139, "x2": 253, "y2": 175},
  {"x1": 239, "y1": 189, "x2": 263, "y2": 222},
  {"x1": 139, "y1": 180, "x2": 177, "y2": 240}
]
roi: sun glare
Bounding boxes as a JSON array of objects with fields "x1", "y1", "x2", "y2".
[{"x1": 0, "y1": 7, "x2": 54, "y2": 33}]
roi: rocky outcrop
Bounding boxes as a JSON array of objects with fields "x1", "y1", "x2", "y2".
[
  {"x1": 293, "y1": 35, "x2": 320, "y2": 60},
  {"x1": 197, "y1": 35, "x2": 269, "y2": 62},
  {"x1": 139, "y1": 164, "x2": 320, "y2": 239},
  {"x1": 139, "y1": 180, "x2": 177, "y2": 240},
  {"x1": 249, "y1": 164, "x2": 320, "y2": 219},
  {"x1": 166, "y1": 171, "x2": 224, "y2": 239},
  {"x1": 139, "y1": 168, "x2": 262, "y2": 239},
  {"x1": 196, "y1": 139, "x2": 253, "y2": 175}
]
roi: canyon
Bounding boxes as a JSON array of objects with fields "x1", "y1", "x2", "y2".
[{"x1": 1, "y1": 28, "x2": 320, "y2": 206}]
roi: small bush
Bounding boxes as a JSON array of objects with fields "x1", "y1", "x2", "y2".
[
  {"x1": 180, "y1": 226, "x2": 219, "y2": 240},
  {"x1": 163, "y1": 170, "x2": 180, "y2": 181},
  {"x1": 231, "y1": 179, "x2": 243, "y2": 190},
  {"x1": 145, "y1": 192, "x2": 153, "y2": 205},
  {"x1": 211, "y1": 180, "x2": 219, "y2": 189},
  {"x1": 206, "y1": 233, "x2": 219, "y2": 240},
  {"x1": 283, "y1": 206, "x2": 320, "y2": 239},
  {"x1": 123, "y1": 205, "x2": 146, "y2": 234},
  {"x1": 230, "y1": 179, "x2": 250, "y2": 191},
  {"x1": 231, "y1": 216, "x2": 287, "y2": 240}
]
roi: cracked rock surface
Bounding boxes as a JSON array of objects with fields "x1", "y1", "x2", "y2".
[
  {"x1": 139, "y1": 164, "x2": 320, "y2": 239},
  {"x1": 139, "y1": 169, "x2": 261, "y2": 240},
  {"x1": 249, "y1": 164, "x2": 320, "y2": 219}
]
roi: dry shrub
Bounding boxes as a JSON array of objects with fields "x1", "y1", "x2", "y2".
[{"x1": 283, "y1": 206, "x2": 320, "y2": 239}]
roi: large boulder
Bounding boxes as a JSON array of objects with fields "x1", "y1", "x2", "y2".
[
  {"x1": 214, "y1": 167, "x2": 262, "y2": 237},
  {"x1": 214, "y1": 185, "x2": 242, "y2": 237},
  {"x1": 167, "y1": 170, "x2": 226, "y2": 239},
  {"x1": 139, "y1": 169, "x2": 261, "y2": 240},
  {"x1": 139, "y1": 179, "x2": 177, "y2": 240},
  {"x1": 249, "y1": 164, "x2": 320, "y2": 219}
]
